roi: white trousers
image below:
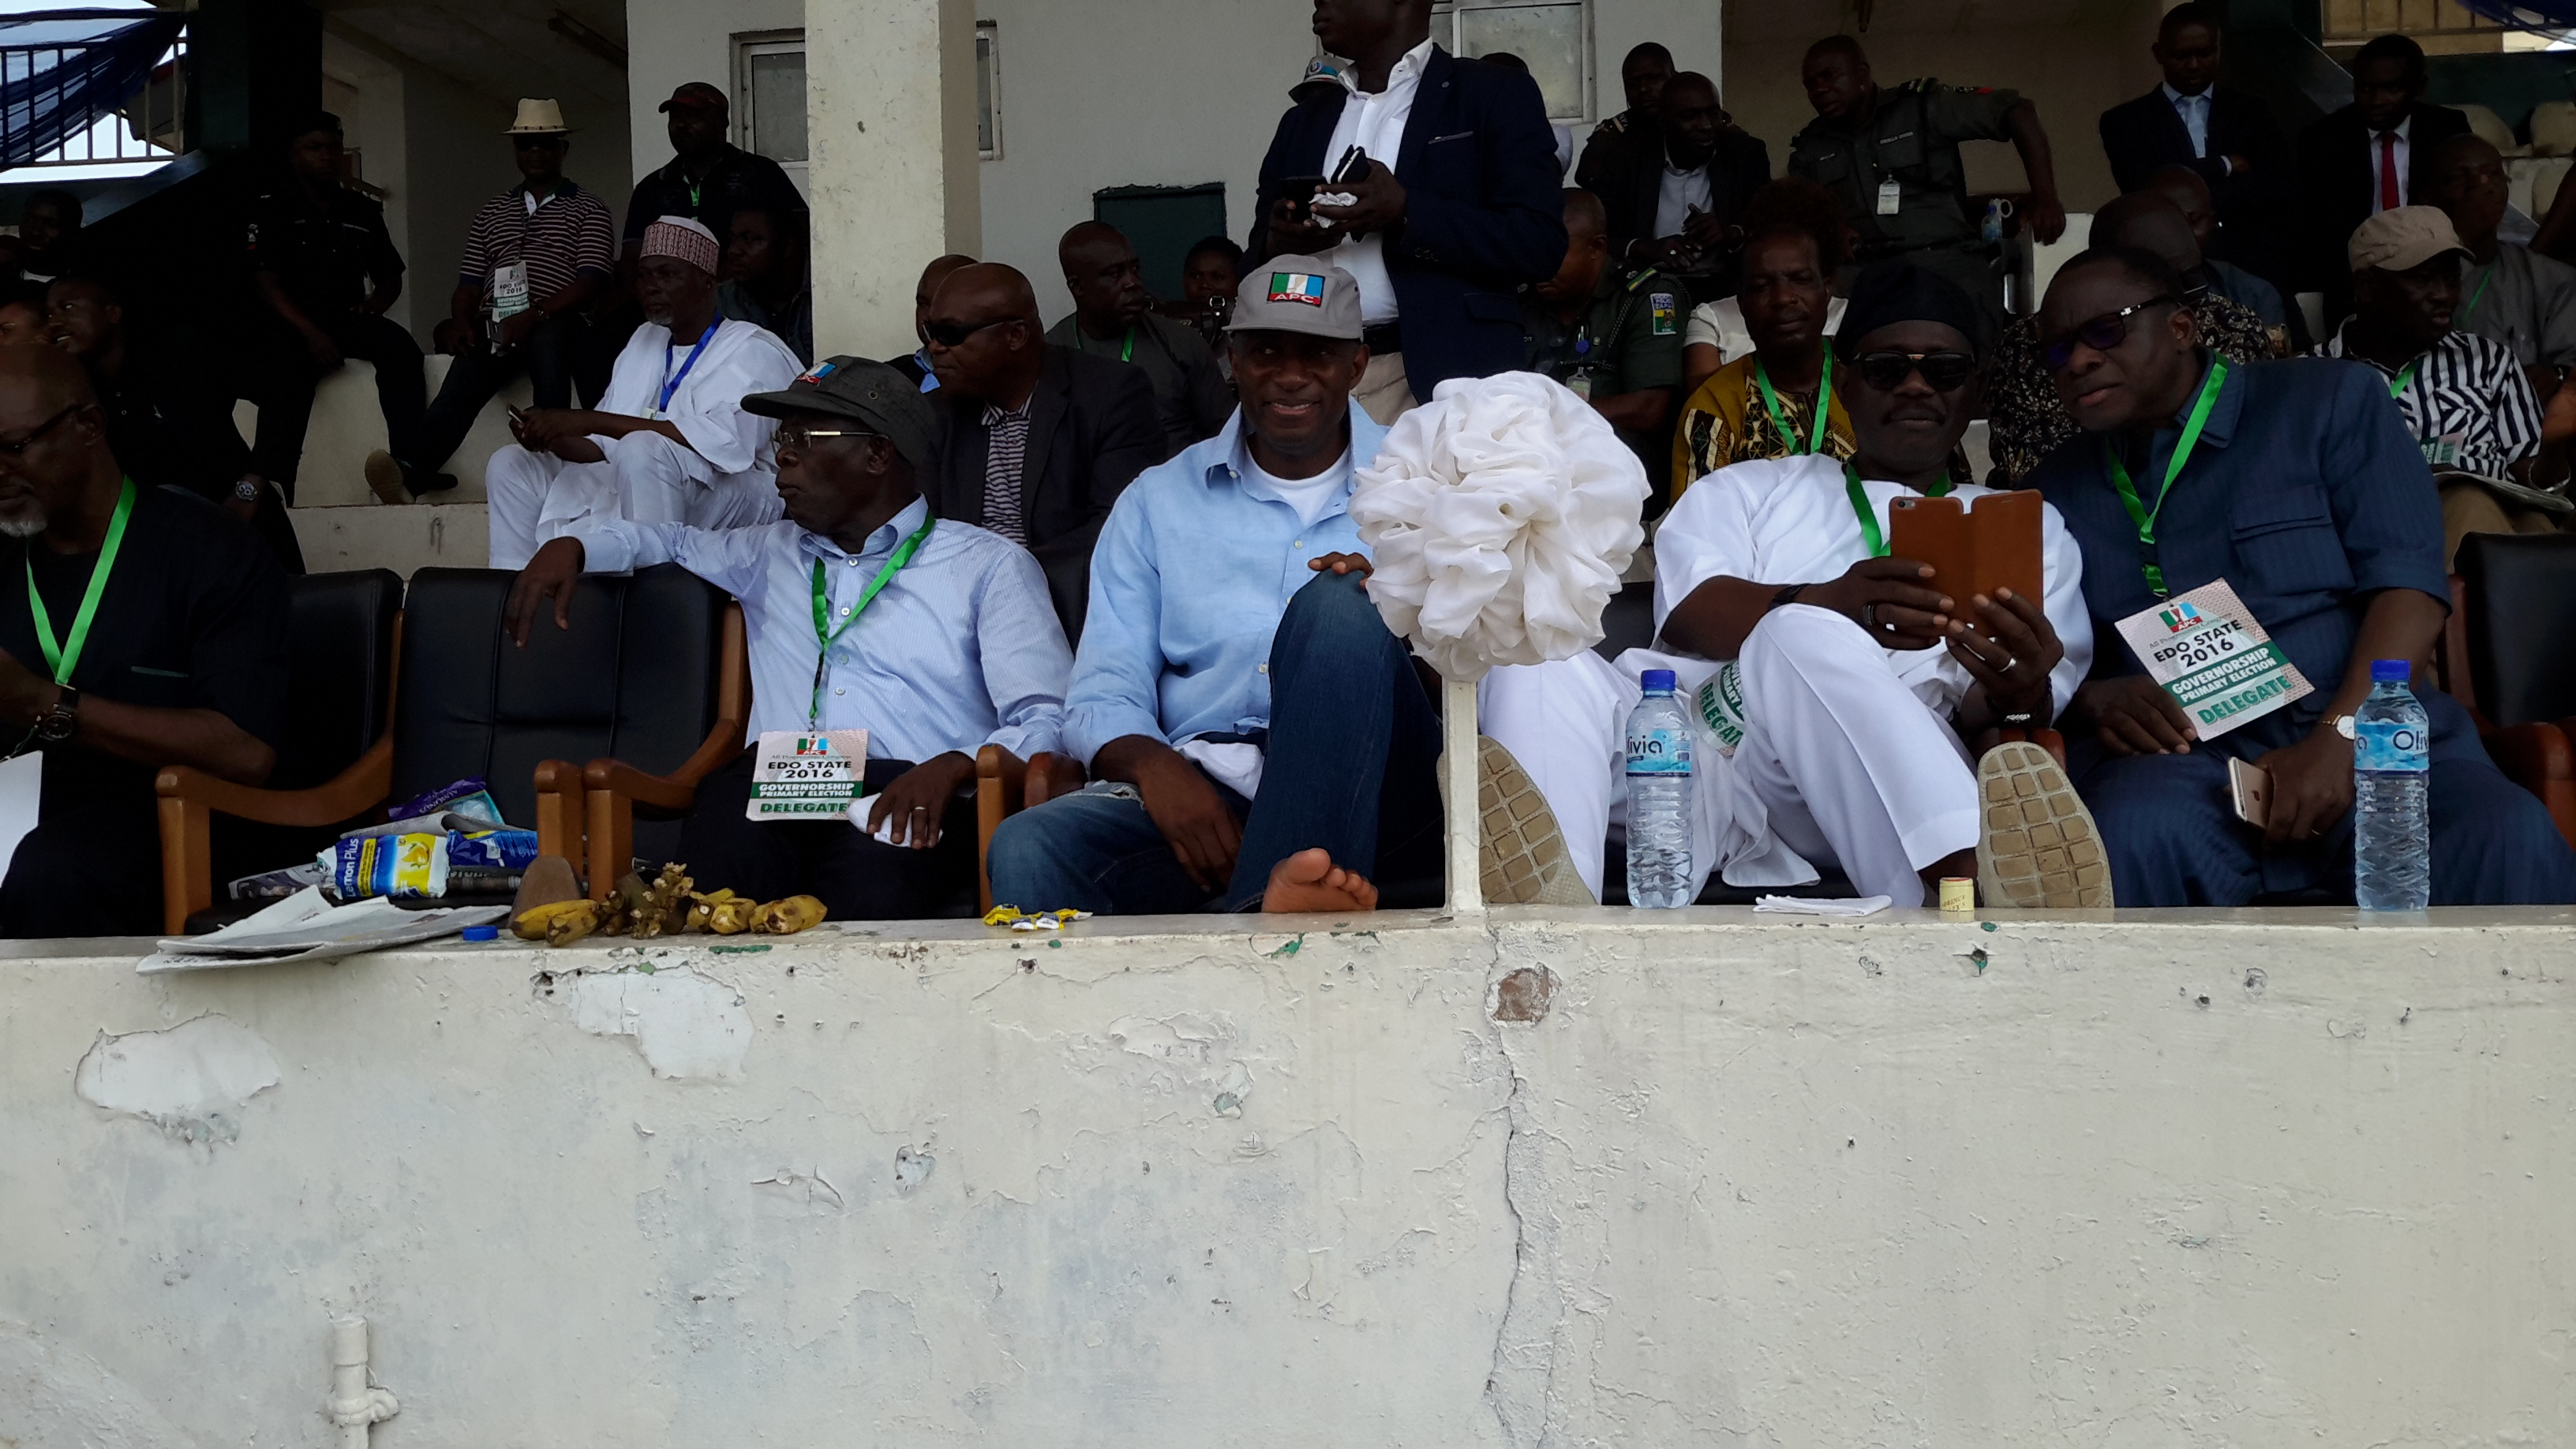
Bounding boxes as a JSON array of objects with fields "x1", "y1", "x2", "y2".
[
  {"x1": 485, "y1": 432, "x2": 783, "y2": 570},
  {"x1": 1479, "y1": 604, "x2": 1979, "y2": 906}
]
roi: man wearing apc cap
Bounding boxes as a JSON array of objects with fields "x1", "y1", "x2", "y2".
[
  {"x1": 504, "y1": 357, "x2": 1071, "y2": 920},
  {"x1": 2028, "y1": 243, "x2": 2576, "y2": 906},
  {"x1": 484, "y1": 215, "x2": 803, "y2": 569},
  {"x1": 987, "y1": 257, "x2": 1469, "y2": 915}
]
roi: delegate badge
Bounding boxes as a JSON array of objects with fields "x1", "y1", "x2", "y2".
[
  {"x1": 746, "y1": 728, "x2": 869, "y2": 821},
  {"x1": 491, "y1": 261, "x2": 531, "y2": 320},
  {"x1": 2112, "y1": 578, "x2": 2312, "y2": 739},
  {"x1": 1693, "y1": 662, "x2": 1747, "y2": 757}
]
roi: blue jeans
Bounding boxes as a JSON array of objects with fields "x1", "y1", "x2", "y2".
[{"x1": 988, "y1": 570, "x2": 1446, "y2": 913}]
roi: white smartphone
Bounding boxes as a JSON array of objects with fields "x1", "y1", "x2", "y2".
[{"x1": 2228, "y1": 756, "x2": 2271, "y2": 831}]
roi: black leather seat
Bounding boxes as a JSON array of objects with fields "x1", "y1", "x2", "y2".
[
  {"x1": 275, "y1": 568, "x2": 402, "y2": 789},
  {"x1": 2457, "y1": 532, "x2": 2576, "y2": 727},
  {"x1": 395, "y1": 564, "x2": 730, "y2": 867},
  {"x1": 1594, "y1": 580, "x2": 1656, "y2": 658}
]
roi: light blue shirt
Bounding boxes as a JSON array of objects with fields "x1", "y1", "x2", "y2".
[
  {"x1": 570, "y1": 496, "x2": 1071, "y2": 762},
  {"x1": 2162, "y1": 83, "x2": 2211, "y2": 159},
  {"x1": 1063, "y1": 402, "x2": 1389, "y2": 766}
]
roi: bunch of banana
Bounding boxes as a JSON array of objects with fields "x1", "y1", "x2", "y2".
[
  {"x1": 753, "y1": 895, "x2": 827, "y2": 934},
  {"x1": 512, "y1": 898, "x2": 607, "y2": 945},
  {"x1": 510, "y1": 868, "x2": 828, "y2": 947}
]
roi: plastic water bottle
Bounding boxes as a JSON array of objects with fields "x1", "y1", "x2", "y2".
[
  {"x1": 1625, "y1": 669, "x2": 1697, "y2": 908},
  {"x1": 2353, "y1": 659, "x2": 2431, "y2": 912}
]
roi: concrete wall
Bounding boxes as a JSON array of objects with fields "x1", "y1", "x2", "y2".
[
  {"x1": 627, "y1": 0, "x2": 802, "y2": 191},
  {"x1": 5, "y1": 908, "x2": 2574, "y2": 1446},
  {"x1": 1725, "y1": 0, "x2": 2168, "y2": 212}
]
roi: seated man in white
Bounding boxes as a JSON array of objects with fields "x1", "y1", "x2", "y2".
[
  {"x1": 502, "y1": 357, "x2": 1073, "y2": 919},
  {"x1": 485, "y1": 215, "x2": 802, "y2": 569},
  {"x1": 1482, "y1": 260, "x2": 2110, "y2": 908}
]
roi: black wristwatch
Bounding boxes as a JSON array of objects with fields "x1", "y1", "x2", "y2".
[
  {"x1": 1769, "y1": 582, "x2": 1810, "y2": 611},
  {"x1": 33, "y1": 684, "x2": 77, "y2": 743}
]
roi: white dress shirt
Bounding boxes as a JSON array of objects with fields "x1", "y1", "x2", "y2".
[
  {"x1": 1319, "y1": 38, "x2": 1434, "y2": 326},
  {"x1": 1654, "y1": 152, "x2": 1714, "y2": 242},
  {"x1": 2371, "y1": 116, "x2": 2413, "y2": 213},
  {"x1": 2162, "y1": 82, "x2": 2211, "y2": 159},
  {"x1": 569, "y1": 496, "x2": 1072, "y2": 760}
]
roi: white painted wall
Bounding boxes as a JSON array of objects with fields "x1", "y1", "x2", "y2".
[
  {"x1": 627, "y1": 0, "x2": 802, "y2": 191},
  {"x1": 5, "y1": 910, "x2": 2574, "y2": 1445}
]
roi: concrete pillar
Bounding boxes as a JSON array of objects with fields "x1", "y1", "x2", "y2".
[
  {"x1": 189, "y1": 0, "x2": 323, "y2": 157},
  {"x1": 805, "y1": 0, "x2": 983, "y2": 361}
]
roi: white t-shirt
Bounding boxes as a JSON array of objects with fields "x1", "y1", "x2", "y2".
[
  {"x1": 1650, "y1": 453, "x2": 2095, "y2": 720},
  {"x1": 1685, "y1": 296, "x2": 1851, "y2": 367},
  {"x1": 1318, "y1": 39, "x2": 1433, "y2": 326},
  {"x1": 1244, "y1": 451, "x2": 1350, "y2": 526}
]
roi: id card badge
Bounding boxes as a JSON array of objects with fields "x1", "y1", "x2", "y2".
[
  {"x1": 745, "y1": 728, "x2": 869, "y2": 820},
  {"x1": 1876, "y1": 178, "x2": 1903, "y2": 217},
  {"x1": 1566, "y1": 369, "x2": 1593, "y2": 401},
  {"x1": 2111, "y1": 579, "x2": 2313, "y2": 739},
  {"x1": 2421, "y1": 434, "x2": 2463, "y2": 468},
  {"x1": 491, "y1": 261, "x2": 531, "y2": 320}
]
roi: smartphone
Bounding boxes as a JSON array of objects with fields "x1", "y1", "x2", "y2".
[
  {"x1": 1280, "y1": 176, "x2": 1326, "y2": 225},
  {"x1": 2228, "y1": 756, "x2": 2271, "y2": 830}
]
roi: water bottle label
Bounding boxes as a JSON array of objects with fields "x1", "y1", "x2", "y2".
[
  {"x1": 1625, "y1": 727, "x2": 1693, "y2": 777},
  {"x1": 2354, "y1": 718, "x2": 2428, "y2": 772}
]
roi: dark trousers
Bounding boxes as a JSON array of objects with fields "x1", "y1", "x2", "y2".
[
  {"x1": 407, "y1": 313, "x2": 590, "y2": 473},
  {"x1": 0, "y1": 807, "x2": 163, "y2": 938},
  {"x1": 985, "y1": 570, "x2": 1447, "y2": 915},
  {"x1": 247, "y1": 311, "x2": 426, "y2": 495},
  {"x1": 675, "y1": 751, "x2": 983, "y2": 920}
]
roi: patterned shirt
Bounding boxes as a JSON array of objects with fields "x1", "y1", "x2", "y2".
[
  {"x1": 457, "y1": 181, "x2": 613, "y2": 309},
  {"x1": 980, "y1": 399, "x2": 1033, "y2": 545},
  {"x1": 1987, "y1": 293, "x2": 2276, "y2": 484},
  {"x1": 1672, "y1": 354, "x2": 1856, "y2": 500},
  {"x1": 2311, "y1": 322, "x2": 2542, "y2": 477}
]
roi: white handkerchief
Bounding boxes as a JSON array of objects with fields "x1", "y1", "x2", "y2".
[{"x1": 1751, "y1": 895, "x2": 1892, "y2": 916}]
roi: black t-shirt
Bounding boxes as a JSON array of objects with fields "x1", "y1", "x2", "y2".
[
  {"x1": 622, "y1": 144, "x2": 806, "y2": 249},
  {"x1": 246, "y1": 182, "x2": 405, "y2": 320},
  {"x1": 2, "y1": 484, "x2": 290, "y2": 818},
  {"x1": 92, "y1": 339, "x2": 253, "y2": 504}
]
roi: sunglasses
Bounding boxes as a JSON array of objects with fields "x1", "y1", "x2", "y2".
[
  {"x1": 1850, "y1": 350, "x2": 1977, "y2": 392},
  {"x1": 0, "y1": 403, "x2": 80, "y2": 457},
  {"x1": 774, "y1": 424, "x2": 879, "y2": 453},
  {"x1": 2040, "y1": 296, "x2": 2174, "y2": 372},
  {"x1": 922, "y1": 315, "x2": 1017, "y2": 349}
]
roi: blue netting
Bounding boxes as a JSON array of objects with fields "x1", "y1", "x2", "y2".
[
  {"x1": 0, "y1": 9, "x2": 185, "y2": 167},
  {"x1": 2451, "y1": 0, "x2": 2576, "y2": 32}
]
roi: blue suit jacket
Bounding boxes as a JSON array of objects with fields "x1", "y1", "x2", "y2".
[{"x1": 1252, "y1": 47, "x2": 1568, "y2": 397}]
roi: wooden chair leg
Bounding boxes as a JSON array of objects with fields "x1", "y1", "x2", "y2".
[
  {"x1": 975, "y1": 745, "x2": 1030, "y2": 915},
  {"x1": 584, "y1": 785, "x2": 636, "y2": 901},
  {"x1": 533, "y1": 760, "x2": 586, "y2": 887},
  {"x1": 156, "y1": 792, "x2": 212, "y2": 937}
]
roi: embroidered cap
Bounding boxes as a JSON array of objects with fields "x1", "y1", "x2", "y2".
[
  {"x1": 741, "y1": 356, "x2": 938, "y2": 470},
  {"x1": 1227, "y1": 255, "x2": 1364, "y2": 341},
  {"x1": 642, "y1": 215, "x2": 721, "y2": 276}
]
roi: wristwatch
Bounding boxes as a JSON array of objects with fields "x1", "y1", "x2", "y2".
[
  {"x1": 232, "y1": 478, "x2": 263, "y2": 504},
  {"x1": 33, "y1": 684, "x2": 77, "y2": 743},
  {"x1": 2330, "y1": 713, "x2": 2357, "y2": 740},
  {"x1": 1769, "y1": 583, "x2": 1810, "y2": 611}
]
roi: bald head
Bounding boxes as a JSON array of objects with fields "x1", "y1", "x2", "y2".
[
  {"x1": 1058, "y1": 220, "x2": 1149, "y2": 336},
  {"x1": 938, "y1": 262, "x2": 1039, "y2": 325},
  {"x1": 2089, "y1": 191, "x2": 2203, "y2": 275},
  {"x1": 913, "y1": 252, "x2": 977, "y2": 338},
  {"x1": 0, "y1": 343, "x2": 110, "y2": 540},
  {"x1": 2428, "y1": 132, "x2": 2509, "y2": 242},
  {"x1": 925, "y1": 262, "x2": 1044, "y2": 402},
  {"x1": 1563, "y1": 188, "x2": 1607, "y2": 240}
]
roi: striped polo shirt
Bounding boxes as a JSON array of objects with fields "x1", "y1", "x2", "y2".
[
  {"x1": 456, "y1": 181, "x2": 615, "y2": 308},
  {"x1": 2312, "y1": 323, "x2": 2540, "y2": 478}
]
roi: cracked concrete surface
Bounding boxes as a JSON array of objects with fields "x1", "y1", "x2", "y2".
[{"x1": 2, "y1": 908, "x2": 2574, "y2": 1444}]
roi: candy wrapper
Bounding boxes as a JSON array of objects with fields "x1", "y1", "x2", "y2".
[
  {"x1": 982, "y1": 905, "x2": 1093, "y2": 932},
  {"x1": 447, "y1": 829, "x2": 540, "y2": 871},
  {"x1": 385, "y1": 777, "x2": 508, "y2": 831},
  {"x1": 328, "y1": 833, "x2": 450, "y2": 900}
]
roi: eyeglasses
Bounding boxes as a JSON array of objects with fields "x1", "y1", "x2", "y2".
[
  {"x1": 2040, "y1": 296, "x2": 2174, "y2": 372},
  {"x1": 773, "y1": 424, "x2": 879, "y2": 453},
  {"x1": 0, "y1": 404, "x2": 80, "y2": 457},
  {"x1": 922, "y1": 316, "x2": 1017, "y2": 349},
  {"x1": 1850, "y1": 350, "x2": 1978, "y2": 392}
]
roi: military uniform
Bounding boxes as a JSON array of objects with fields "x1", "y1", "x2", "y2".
[
  {"x1": 1522, "y1": 265, "x2": 1687, "y2": 489},
  {"x1": 1788, "y1": 79, "x2": 2020, "y2": 322}
]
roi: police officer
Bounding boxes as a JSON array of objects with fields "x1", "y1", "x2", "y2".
[
  {"x1": 1787, "y1": 36, "x2": 2068, "y2": 325},
  {"x1": 1522, "y1": 189, "x2": 1686, "y2": 494},
  {"x1": 242, "y1": 110, "x2": 425, "y2": 504}
]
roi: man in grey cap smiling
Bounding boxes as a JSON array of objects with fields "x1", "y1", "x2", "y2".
[
  {"x1": 503, "y1": 357, "x2": 1072, "y2": 919},
  {"x1": 987, "y1": 256, "x2": 1571, "y2": 916}
]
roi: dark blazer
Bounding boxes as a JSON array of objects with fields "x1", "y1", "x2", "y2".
[
  {"x1": 2293, "y1": 100, "x2": 2473, "y2": 298},
  {"x1": 1585, "y1": 116, "x2": 1770, "y2": 285},
  {"x1": 1252, "y1": 47, "x2": 1568, "y2": 396},
  {"x1": 2098, "y1": 84, "x2": 2289, "y2": 271},
  {"x1": 924, "y1": 344, "x2": 1163, "y2": 561}
]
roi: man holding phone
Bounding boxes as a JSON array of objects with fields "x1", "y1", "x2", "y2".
[
  {"x1": 1253, "y1": 0, "x2": 1568, "y2": 422},
  {"x1": 1479, "y1": 261, "x2": 2107, "y2": 909}
]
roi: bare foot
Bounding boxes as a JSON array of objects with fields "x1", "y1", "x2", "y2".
[{"x1": 1262, "y1": 848, "x2": 1380, "y2": 914}]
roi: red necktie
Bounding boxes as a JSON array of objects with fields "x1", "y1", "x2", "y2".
[{"x1": 2379, "y1": 132, "x2": 2402, "y2": 212}]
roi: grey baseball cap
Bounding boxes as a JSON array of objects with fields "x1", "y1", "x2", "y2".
[
  {"x1": 742, "y1": 357, "x2": 936, "y2": 469},
  {"x1": 1227, "y1": 255, "x2": 1364, "y2": 342}
]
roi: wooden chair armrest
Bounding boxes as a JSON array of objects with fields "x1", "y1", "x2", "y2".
[
  {"x1": 532, "y1": 758, "x2": 587, "y2": 869},
  {"x1": 580, "y1": 756, "x2": 701, "y2": 813},
  {"x1": 154, "y1": 732, "x2": 394, "y2": 828},
  {"x1": 1025, "y1": 751, "x2": 1087, "y2": 810},
  {"x1": 976, "y1": 745, "x2": 1028, "y2": 916},
  {"x1": 2487, "y1": 722, "x2": 2576, "y2": 852}
]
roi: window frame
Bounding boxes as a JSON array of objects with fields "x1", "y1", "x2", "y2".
[
  {"x1": 1317, "y1": 0, "x2": 1594, "y2": 125},
  {"x1": 975, "y1": 19, "x2": 1003, "y2": 163},
  {"x1": 731, "y1": 30, "x2": 809, "y2": 167}
]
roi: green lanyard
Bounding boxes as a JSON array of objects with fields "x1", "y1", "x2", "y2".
[
  {"x1": 1842, "y1": 461, "x2": 1948, "y2": 559},
  {"x1": 25, "y1": 477, "x2": 135, "y2": 686},
  {"x1": 2385, "y1": 357, "x2": 2421, "y2": 400},
  {"x1": 807, "y1": 516, "x2": 936, "y2": 728},
  {"x1": 1120, "y1": 328, "x2": 1136, "y2": 364},
  {"x1": 1754, "y1": 351, "x2": 1834, "y2": 456},
  {"x1": 2103, "y1": 358, "x2": 2229, "y2": 599},
  {"x1": 2458, "y1": 264, "x2": 2495, "y2": 326}
]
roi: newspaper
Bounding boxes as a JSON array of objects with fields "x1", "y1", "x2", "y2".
[{"x1": 138, "y1": 887, "x2": 506, "y2": 974}]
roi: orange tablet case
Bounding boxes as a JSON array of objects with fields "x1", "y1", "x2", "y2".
[{"x1": 1886, "y1": 491, "x2": 2044, "y2": 627}]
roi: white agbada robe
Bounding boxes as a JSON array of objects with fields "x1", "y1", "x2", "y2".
[
  {"x1": 1480, "y1": 453, "x2": 2093, "y2": 905},
  {"x1": 486, "y1": 316, "x2": 805, "y2": 569}
]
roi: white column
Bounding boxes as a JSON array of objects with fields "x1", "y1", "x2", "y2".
[{"x1": 805, "y1": 0, "x2": 983, "y2": 361}]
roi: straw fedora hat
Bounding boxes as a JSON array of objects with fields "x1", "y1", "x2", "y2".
[{"x1": 505, "y1": 98, "x2": 575, "y2": 135}]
